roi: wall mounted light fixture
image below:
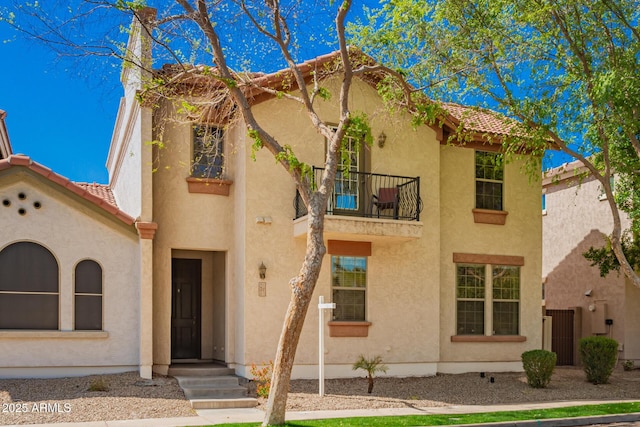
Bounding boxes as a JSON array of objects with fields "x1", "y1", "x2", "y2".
[
  {"x1": 259, "y1": 262, "x2": 267, "y2": 279},
  {"x1": 377, "y1": 132, "x2": 386, "y2": 148}
]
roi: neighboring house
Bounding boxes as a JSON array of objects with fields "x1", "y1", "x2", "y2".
[
  {"x1": 0, "y1": 11, "x2": 543, "y2": 379},
  {"x1": 0, "y1": 155, "x2": 143, "y2": 378},
  {"x1": 0, "y1": 109, "x2": 12, "y2": 159},
  {"x1": 542, "y1": 160, "x2": 639, "y2": 366}
]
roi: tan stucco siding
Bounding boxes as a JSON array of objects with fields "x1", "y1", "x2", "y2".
[
  {"x1": 151, "y1": 114, "x2": 240, "y2": 370},
  {"x1": 236, "y1": 78, "x2": 442, "y2": 376},
  {"x1": 0, "y1": 176, "x2": 140, "y2": 376},
  {"x1": 439, "y1": 145, "x2": 542, "y2": 366}
]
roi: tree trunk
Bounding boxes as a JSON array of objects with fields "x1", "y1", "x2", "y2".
[
  {"x1": 262, "y1": 207, "x2": 326, "y2": 426},
  {"x1": 367, "y1": 374, "x2": 374, "y2": 394}
]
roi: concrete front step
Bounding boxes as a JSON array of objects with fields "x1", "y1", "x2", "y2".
[
  {"x1": 170, "y1": 365, "x2": 257, "y2": 409},
  {"x1": 175, "y1": 375, "x2": 240, "y2": 387},
  {"x1": 168, "y1": 365, "x2": 235, "y2": 377},
  {"x1": 190, "y1": 397, "x2": 259, "y2": 410}
]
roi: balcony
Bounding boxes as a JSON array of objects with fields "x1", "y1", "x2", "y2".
[{"x1": 293, "y1": 167, "x2": 423, "y2": 242}]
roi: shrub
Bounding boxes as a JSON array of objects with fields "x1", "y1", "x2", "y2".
[
  {"x1": 521, "y1": 349, "x2": 557, "y2": 388},
  {"x1": 87, "y1": 377, "x2": 109, "y2": 392},
  {"x1": 579, "y1": 336, "x2": 618, "y2": 384},
  {"x1": 352, "y1": 355, "x2": 388, "y2": 394},
  {"x1": 623, "y1": 360, "x2": 635, "y2": 371},
  {"x1": 250, "y1": 361, "x2": 273, "y2": 398}
]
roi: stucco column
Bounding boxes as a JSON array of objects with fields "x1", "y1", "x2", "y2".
[{"x1": 136, "y1": 222, "x2": 157, "y2": 379}]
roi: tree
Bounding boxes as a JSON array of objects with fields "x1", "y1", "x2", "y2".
[
  {"x1": 353, "y1": 0, "x2": 640, "y2": 286},
  {"x1": 1, "y1": 1, "x2": 398, "y2": 425}
]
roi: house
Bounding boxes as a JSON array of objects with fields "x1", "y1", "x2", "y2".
[
  {"x1": 0, "y1": 10, "x2": 543, "y2": 380},
  {"x1": 542, "y1": 160, "x2": 639, "y2": 365}
]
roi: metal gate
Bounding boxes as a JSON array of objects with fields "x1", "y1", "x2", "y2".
[{"x1": 546, "y1": 309, "x2": 575, "y2": 365}]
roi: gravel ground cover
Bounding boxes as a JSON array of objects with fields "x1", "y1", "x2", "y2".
[{"x1": 1, "y1": 366, "x2": 639, "y2": 425}]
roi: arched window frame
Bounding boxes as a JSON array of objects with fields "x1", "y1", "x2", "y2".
[
  {"x1": 0, "y1": 241, "x2": 59, "y2": 330},
  {"x1": 74, "y1": 259, "x2": 103, "y2": 331}
]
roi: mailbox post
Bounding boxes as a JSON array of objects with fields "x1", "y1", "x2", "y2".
[{"x1": 318, "y1": 295, "x2": 336, "y2": 396}]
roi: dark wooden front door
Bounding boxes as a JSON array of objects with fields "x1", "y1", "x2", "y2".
[
  {"x1": 546, "y1": 309, "x2": 575, "y2": 365},
  {"x1": 171, "y1": 258, "x2": 201, "y2": 359}
]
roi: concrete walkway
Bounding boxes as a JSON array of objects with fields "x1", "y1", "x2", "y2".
[{"x1": 8, "y1": 399, "x2": 640, "y2": 427}]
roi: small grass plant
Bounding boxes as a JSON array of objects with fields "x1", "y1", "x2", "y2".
[
  {"x1": 352, "y1": 354, "x2": 388, "y2": 394},
  {"x1": 87, "y1": 377, "x2": 109, "y2": 392}
]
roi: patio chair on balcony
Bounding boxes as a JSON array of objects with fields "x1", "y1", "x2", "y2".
[{"x1": 370, "y1": 187, "x2": 399, "y2": 219}]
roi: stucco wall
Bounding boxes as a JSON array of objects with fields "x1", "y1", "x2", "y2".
[
  {"x1": 232, "y1": 78, "x2": 441, "y2": 378},
  {"x1": 150, "y1": 106, "x2": 241, "y2": 372},
  {"x1": 543, "y1": 173, "x2": 636, "y2": 359},
  {"x1": 149, "y1": 77, "x2": 543, "y2": 378},
  {"x1": 438, "y1": 145, "x2": 543, "y2": 370},
  {"x1": 0, "y1": 173, "x2": 140, "y2": 378}
]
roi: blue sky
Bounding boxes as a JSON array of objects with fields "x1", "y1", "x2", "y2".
[
  {"x1": 1, "y1": 4, "x2": 571, "y2": 184},
  {"x1": 1, "y1": 24, "x2": 120, "y2": 183}
]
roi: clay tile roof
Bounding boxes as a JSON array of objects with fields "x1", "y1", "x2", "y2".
[
  {"x1": 440, "y1": 102, "x2": 521, "y2": 136},
  {"x1": 0, "y1": 155, "x2": 135, "y2": 226},
  {"x1": 75, "y1": 182, "x2": 118, "y2": 207}
]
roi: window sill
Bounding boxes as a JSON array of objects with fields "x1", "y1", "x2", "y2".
[
  {"x1": 329, "y1": 321, "x2": 371, "y2": 337},
  {"x1": 472, "y1": 208, "x2": 508, "y2": 225},
  {"x1": 451, "y1": 335, "x2": 526, "y2": 343},
  {"x1": 0, "y1": 330, "x2": 109, "y2": 339},
  {"x1": 186, "y1": 177, "x2": 233, "y2": 196}
]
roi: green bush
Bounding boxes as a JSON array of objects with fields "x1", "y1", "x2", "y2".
[
  {"x1": 521, "y1": 350, "x2": 556, "y2": 388},
  {"x1": 579, "y1": 336, "x2": 618, "y2": 384}
]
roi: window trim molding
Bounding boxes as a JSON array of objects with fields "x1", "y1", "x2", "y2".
[
  {"x1": 328, "y1": 321, "x2": 371, "y2": 337},
  {"x1": 451, "y1": 335, "x2": 526, "y2": 343},
  {"x1": 0, "y1": 330, "x2": 109, "y2": 339},
  {"x1": 453, "y1": 253, "x2": 524, "y2": 266},
  {"x1": 472, "y1": 208, "x2": 508, "y2": 225},
  {"x1": 186, "y1": 177, "x2": 233, "y2": 196}
]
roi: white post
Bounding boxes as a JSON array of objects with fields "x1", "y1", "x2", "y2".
[{"x1": 318, "y1": 296, "x2": 336, "y2": 397}]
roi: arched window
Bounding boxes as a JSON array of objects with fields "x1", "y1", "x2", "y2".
[
  {"x1": 75, "y1": 260, "x2": 102, "y2": 330},
  {"x1": 0, "y1": 242, "x2": 59, "y2": 329}
]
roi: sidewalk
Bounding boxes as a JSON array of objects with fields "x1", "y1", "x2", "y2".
[{"x1": 8, "y1": 399, "x2": 640, "y2": 427}]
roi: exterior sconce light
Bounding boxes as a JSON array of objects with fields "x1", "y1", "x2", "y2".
[
  {"x1": 259, "y1": 262, "x2": 267, "y2": 279},
  {"x1": 377, "y1": 132, "x2": 386, "y2": 148}
]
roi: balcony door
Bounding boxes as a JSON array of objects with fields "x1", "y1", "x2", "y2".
[{"x1": 331, "y1": 133, "x2": 367, "y2": 216}]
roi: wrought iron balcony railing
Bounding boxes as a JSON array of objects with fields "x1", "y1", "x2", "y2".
[{"x1": 294, "y1": 167, "x2": 421, "y2": 221}]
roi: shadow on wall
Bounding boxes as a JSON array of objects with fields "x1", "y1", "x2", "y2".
[{"x1": 545, "y1": 228, "x2": 626, "y2": 342}]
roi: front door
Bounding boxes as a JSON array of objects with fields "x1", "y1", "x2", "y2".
[{"x1": 171, "y1": 258, "x2": 201, "y2": 360}]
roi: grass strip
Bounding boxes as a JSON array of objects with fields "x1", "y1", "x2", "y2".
[{"x1": 211, "y1": 401, "x2": 640, "y2": 426}]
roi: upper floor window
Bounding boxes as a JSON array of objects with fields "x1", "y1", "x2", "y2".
[
  {"x1": 332, "y1": 255, "x2": 367, "y2": 321},
  {"x1": 192, "y1": 125, "x2": 224, "y2": 179},
  {"x1": 456, "y1": 263, "x2": 520, "y2": 336},
  {"x1": 475, "y1": 151, "x2": 503, "y2": 211},
  {"x1": 0, "y1": 242, "x2": 59, "y2": 329},
  {"x1": 75, "y1": 260, "x2": 103, "y2": 331}
]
